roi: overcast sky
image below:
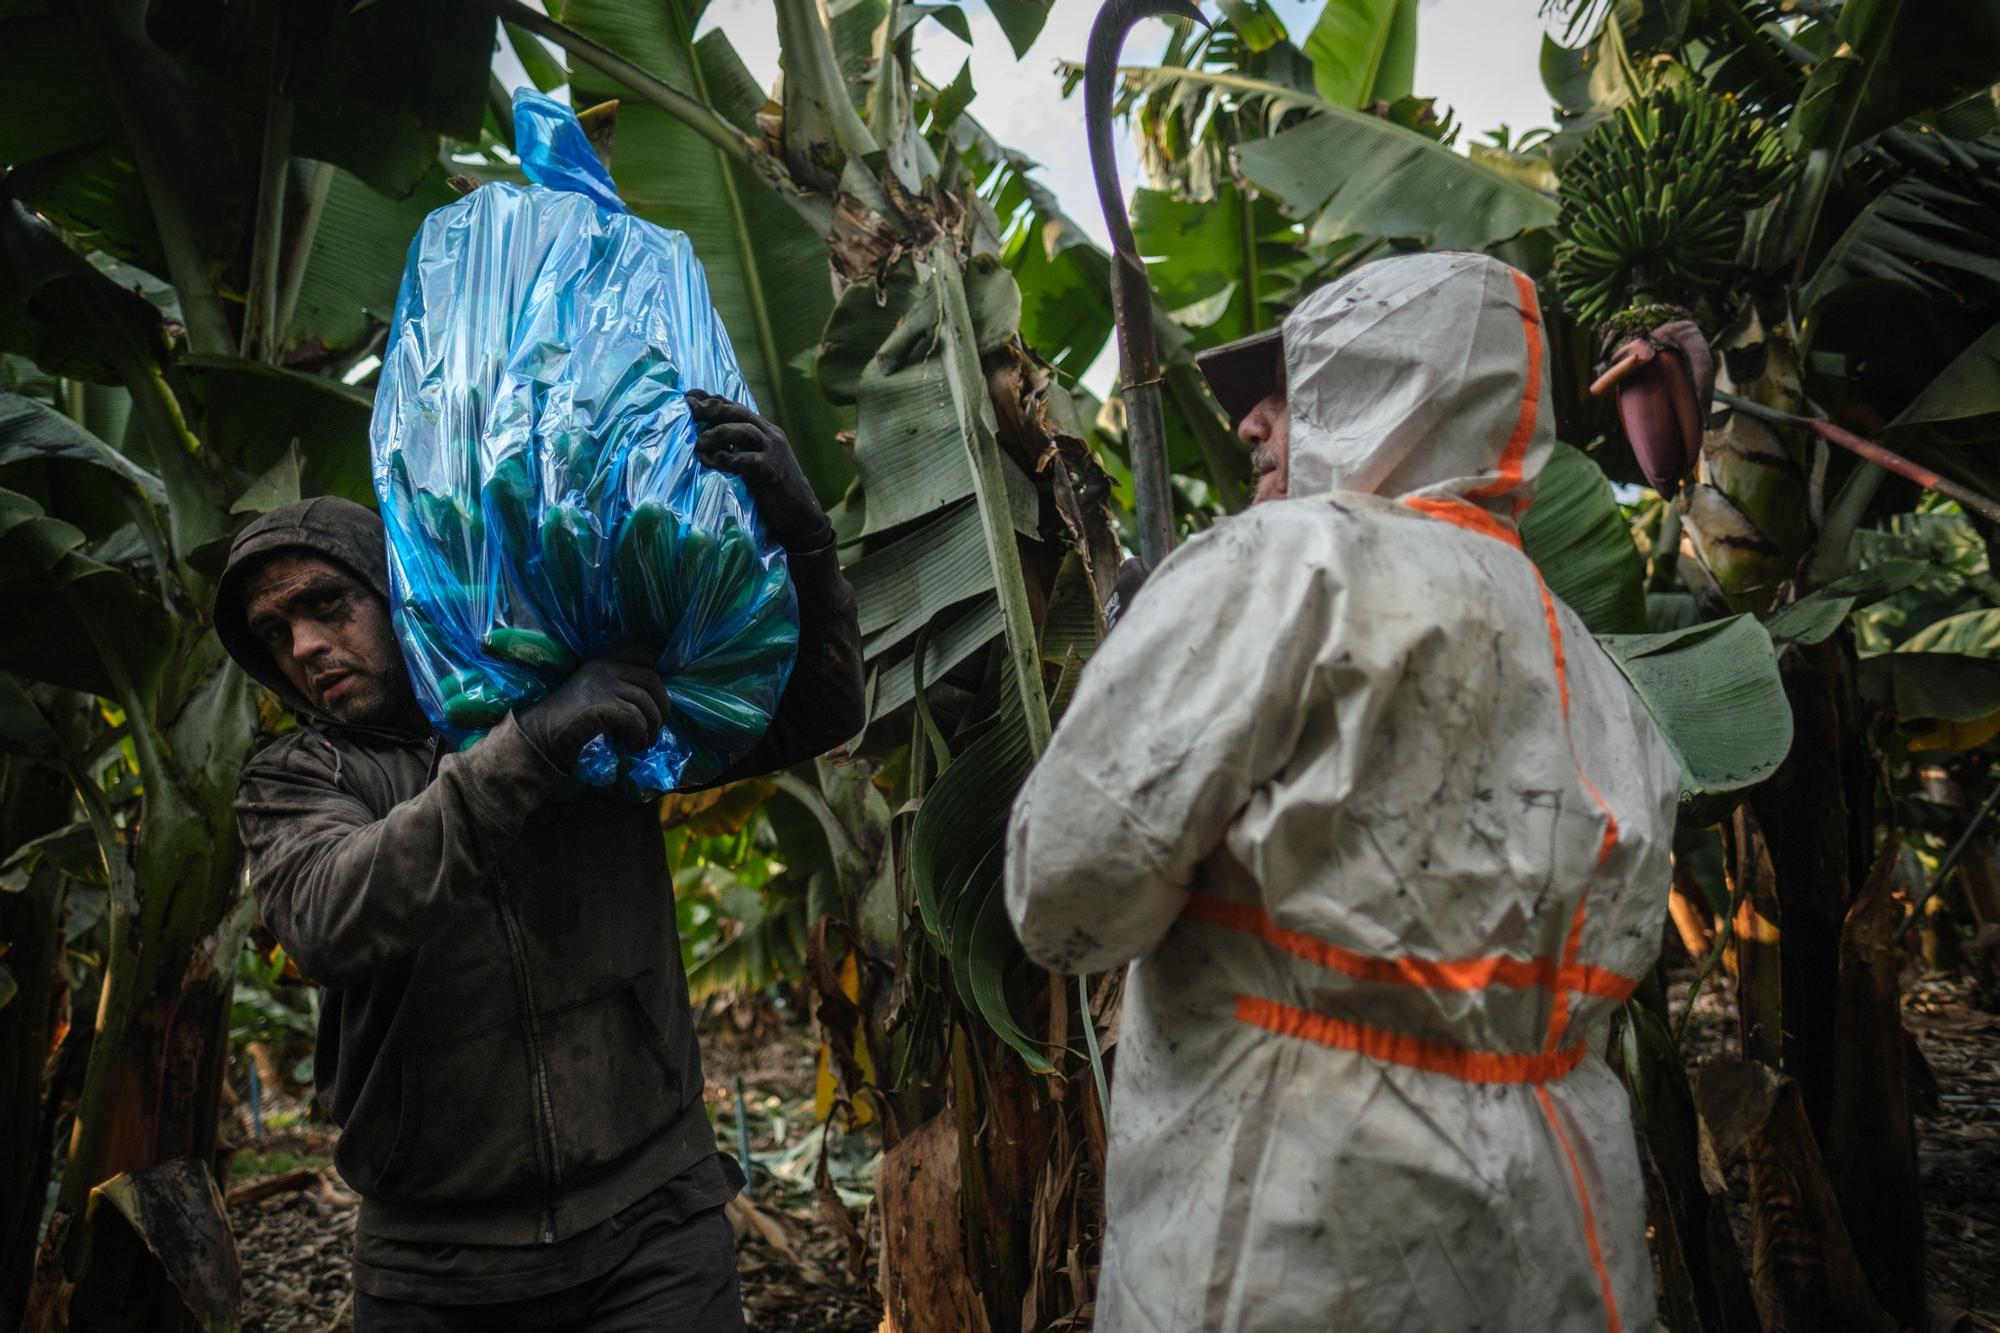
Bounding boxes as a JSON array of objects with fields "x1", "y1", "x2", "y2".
[
  {"x1": 494, "y1": 0, "x2": 1560, "y2": 391},
  {"x1": 498, "y1": 0, "x2": 1558, "y2": 247},
  {"x1": 690, "y1": 0, "x2": 1558, "y2": 248}
]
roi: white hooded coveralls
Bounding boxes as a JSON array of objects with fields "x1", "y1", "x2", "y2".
[{"x1": 1006, "y1": 253, "x2": 1680, "y2": 1332}]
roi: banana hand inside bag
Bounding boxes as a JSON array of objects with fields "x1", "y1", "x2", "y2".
[{"x1": 369, "y1": 89, "x2": 797, "y2": 796}]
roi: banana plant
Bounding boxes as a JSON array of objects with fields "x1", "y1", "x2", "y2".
[
  {"x1": 0, "y1": 1, "x2": 499, "y2": 1322},
  {"x1": 1068, "y1": 0, "x2": 1561, "y2": 531},
  {"x1": 481, "y1": 1, "x2": 1144, "y2": 1322},
  {"x1": 0, "y1": 679, "x2": 115, "y2": 1328},
  {"x1": 0, "y1": 244, "x2": 262, "y2": 1326},
  {"x1": 1538, "y1": 2, "x2": 2000, "y2": 1327},
  {"x1": 1072, "y1": 0, "x2": 1559, "y2": 326}
]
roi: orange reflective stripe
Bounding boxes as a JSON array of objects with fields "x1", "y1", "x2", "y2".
[
  {"x1": 1384, "y1": 268, "x2": 1631, "y2": 1077},
  {"x1": 1236, "y1": 995, "x2": 1589, "y2": 1084},
  {"x1": 1570, "y1": 963, "x2": 1638, "y2": 1001},
  {"x1": 1183, "y1": 894, "x2": 1639, "y2": 1002},
  {"x1": 1524, "y1": 556, "x2": 1622, "y2": 1059},
  {"x1": 1466, "y1": 269, "x2": 1544, "y2": 502},
  {"x1": 1535, "y1": 576, "x2": 1573, "y2": 719},
  {"x1": 1538, "y1": 1085, "x2": 1624, "y2": 1333},
  {"x1": 1543, "y1": 895, "x2": 1592, "y2": 1055},
  {"x1": 1530, "y1": 571, "x2": 1624, "y2": 853},
  {"x1": 1527, "y1": 558, "x2": 1622, "y2": 1055},
  {"x1": 1401, "y1": 494, "x2": 1522, "y2": 548}
]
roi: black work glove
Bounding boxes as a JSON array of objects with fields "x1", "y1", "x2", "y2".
[
  {"x1": 517, "y1": 659, "x2": 672, "y2": 765},
  {"x1": 686, "y1": 390, "x2": 833, "y2": 553}
]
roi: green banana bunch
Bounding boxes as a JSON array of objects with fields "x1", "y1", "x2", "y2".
[
  {"x1": 669, "y1": 676, "x2": 781, "y2": 740},
  {"x1": 438, "y1": 665, "x2": 514, "y2": 730},
  {"x1": 607, "y1": 495, "x2": 797, "y2": 787},
  {"x1": 385, "y1": 453, "x2": 480, "y2": 591},
  {"x1": 545, "y1": 422, "x2": 603, "y2": 492},
  {"x1": 1554, "y1": 81, "x2": 1791, "y2": 331},
  {"x1": 386, "y1": 432, "x2": 796, "y2": 783},
  {"x1": 483, "y1": 452, "x2": 539, "y2": 572},
  {"x1": 613, "y1": 501, "x2": 789, "y2": 658},
  {"x1": 538, "y1": 501, "x2": 596, "y2": 632},
  {"x1": 481, "y1": 627, "x2": 576, "y2": 672},
  {"x1": 614, "y1": 500, "x2": 691, "y2": 653},
  {"x1": 414, "y1": 488, "x2": 485, "y2": 580}
]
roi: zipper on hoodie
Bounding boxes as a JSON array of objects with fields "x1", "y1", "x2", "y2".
[{"x1": 493, "y1": 873, "x2": 564, "y2": 1244}]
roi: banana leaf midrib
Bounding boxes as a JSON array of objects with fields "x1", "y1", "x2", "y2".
[
  {"x1": 1099, "y1": 62, "x2": 1560, "y2": 208},
  {"x1": 674, "y1": 19, "x2": 797, "y2": 452}
]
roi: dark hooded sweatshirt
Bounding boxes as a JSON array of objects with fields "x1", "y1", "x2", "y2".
[{"x1": 217, "y1": 497, "x2": 863, "y2": 1303}]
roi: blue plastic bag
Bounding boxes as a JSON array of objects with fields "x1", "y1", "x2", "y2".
[{"x1": 370, "y1": 90, "x2": 798, "y2": 795}]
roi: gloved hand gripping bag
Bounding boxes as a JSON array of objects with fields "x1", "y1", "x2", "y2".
[{"x1": 369, "y1": 89, "x2": 799, "y2": 795}]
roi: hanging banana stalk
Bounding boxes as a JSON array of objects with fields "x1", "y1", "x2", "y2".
[
  {"x1": 1557, "y1": 83, "x2": 1790, "y2": 509},
  {"x1": 1675, "y1": 307, "x2": 1814, "y2": 613},
  {"x1": 1553, "y1": 81, "x2": 1808, "y2": 614},
  {"x1": 1590, "y1": 321, "x2": 1713, "y2": 497},
  {"x1": 1085, "y1": 0, "x2": 1206, "y2": 572}
]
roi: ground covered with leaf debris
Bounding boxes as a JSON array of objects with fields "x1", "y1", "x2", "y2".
[
  {"x1": 226, "y1": 998, "x2": 881, "y2": 1332},
  {"x1": 226, "y1": 974, "x2": 1997, "y2": 1331},
  {"x1": 1673, "y1": 966, "x2": 2000, "y2": 1320}
]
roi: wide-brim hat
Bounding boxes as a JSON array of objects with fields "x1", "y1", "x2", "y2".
[{"x1": 1193, "y1": 327, "x2": 1284, "y2": 421}]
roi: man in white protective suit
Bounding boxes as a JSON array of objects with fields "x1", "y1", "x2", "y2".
[{"x1": 1005, "y1": 251, "x2": 1682, "y2": 1333}]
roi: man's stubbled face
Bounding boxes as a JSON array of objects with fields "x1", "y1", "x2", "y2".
[
  {"x1": 242, "y1": 553, "x2": 415, "y2": 727},
  {"x1": 1239, "y1": 389, "x2": 1291, "y2": 504}
]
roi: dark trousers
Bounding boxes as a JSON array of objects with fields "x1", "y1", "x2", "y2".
[{"x1": 354, "y1": 1206, "x2": 744, "y2": 1332}]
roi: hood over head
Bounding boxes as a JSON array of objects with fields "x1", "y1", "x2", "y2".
[
  {"x1": 1280, "y1": 252, "x2": 1552, "y2": 520},
  {"x1": 213, "y1": 497, "x2": 391, "y2": 716}
]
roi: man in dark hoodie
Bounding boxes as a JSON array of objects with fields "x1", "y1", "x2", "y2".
[{"x1": 214, "y1": 394, "x2": 863, "y2": 1331}]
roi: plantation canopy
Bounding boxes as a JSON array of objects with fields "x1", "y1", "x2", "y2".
[{"x1": 1007, "y1": 253, "x2": 1681, "y2": 1332}]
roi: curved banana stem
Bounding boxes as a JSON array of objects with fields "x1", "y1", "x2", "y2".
[
  {"x1": 1588, "y1": 339, "x2": 1655, "y2": 396},
  {"x1": 1085, "y1": 0, "x2": 1208, "y2": 571},
  {"x1": 1716, "y1": 392, "x2": 2000, "y2": 527}
]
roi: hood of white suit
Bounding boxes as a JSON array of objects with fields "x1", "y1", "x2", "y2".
[{"x1": 1281, "y1": 251, "x2": 1553, "y2": 521}]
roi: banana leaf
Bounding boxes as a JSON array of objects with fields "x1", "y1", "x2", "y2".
[
  {"x1": 850, "y1": 501, "x2": 996, "y2": 659},
  {"x1": 1859, "y1": 651, "x2": 2000, "y2": 722},
  {"x1": 1232, "y1": 76, "x2": 1558, "y2": 251},
  {"x1": 1599, "y1": 614, "x2": 1793, "y2": 799},
  {"x1": 1887, "y1": 322, "x2": 2000, "y2": 448},
  {"x1": 1895, "y1": 607, "x2": 2000, "y2": 656},
  {"x1": 1520, "y1": 442, "x2": 1647, "y2": 635},
  {"x1": 563, "y1": 3, "x2": 855, "y2": 503},
  {"x1": 1762, "y1": 558, "x2": 1929, "y2": 647},
  {"x1": 908, "y1": 670, "x2": 1048, "y2": 1072},
  {"x1": 1301, "y1": 0, "x2": 1415, "y2": 108}
]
